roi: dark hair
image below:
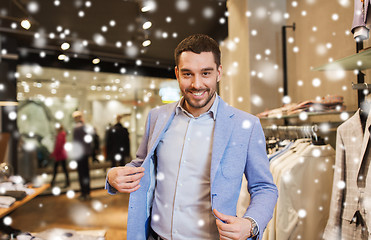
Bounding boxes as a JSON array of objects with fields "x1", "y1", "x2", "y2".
[{"x1": 174, "y1": 34, "x2": 221, "y2": 67}]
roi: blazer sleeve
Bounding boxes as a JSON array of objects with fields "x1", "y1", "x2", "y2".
[
  {"x1": 105, "y1": 111, "x2": 152, "y2": 194},
  {"x1": 323, "y1": 129, "x2": 345, "y2": 239},
  {"x1": 243, "y1": 117, "x2": 278, "y2": 239}
]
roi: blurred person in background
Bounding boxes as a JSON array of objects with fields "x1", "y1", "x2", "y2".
[
  {"x1": 72, "y1": 111, "x2": 91, "y2": 201},
  {"x1": 105, "y1": 114, "x2": 131, "y2": 167},
  {"x1": 91, "y1": 127, "x2": 101, "y2": 163},
  {"x1": 50, "y1": 124, "x2": 70, "y2": 188}
]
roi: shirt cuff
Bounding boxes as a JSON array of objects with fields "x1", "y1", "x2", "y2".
[{"x1": 105, "y1": 168, "x2": 118, "y2": 195}]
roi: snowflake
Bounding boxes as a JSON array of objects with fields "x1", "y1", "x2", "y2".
[
  {"x1": 52, "y1": 186, "x2": 61, "y2": 196},
  {"x1": 152, "y1": 214, "x2": 160, "y2": 222},
  {"x1": 66, "y1": 190, "x2": 75, "y2": 199},
  {"x1": 197, "y1": 219, "x2": 205, "y2": 227},
  {"x1": 337, "y1": 180, "x2": 346, "y2": 189},
  {"x1": 3, "y1": 217, "x2": 12, "y2": 226},
  {"x1": 92, "y1": 200, "x2": 104, "y2": 212},
  {"x1": 242, "y1": 120, "x2": 251, "y2": 129},
  {"x1": 298, "y1": 209, "x2": 307, "y2": 218},
  {"x1": 312, "y1": 149, "x2": 321, "y2": 157},
  {"x1": 157, "y1": 172, "x2": 165, "y2": 181}
]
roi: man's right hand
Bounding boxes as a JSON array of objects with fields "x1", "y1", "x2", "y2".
[{"x1": 107, "y1": 166, "x2": 145, "y2": 193}]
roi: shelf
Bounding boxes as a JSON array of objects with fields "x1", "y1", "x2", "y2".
[
  {"x1": 260, "y1": 110, "x2": 353, "y2": 120},
  {"x1": 313, "y1": 47, "x2": 371, "y2": 71},
  {"x1": 259, "y1": 110, "x2": 356, "y2": 126}
]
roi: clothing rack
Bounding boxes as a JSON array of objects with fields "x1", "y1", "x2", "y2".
[{"x1": 263, "y1": 125, "x2": 324, "y2": 143}]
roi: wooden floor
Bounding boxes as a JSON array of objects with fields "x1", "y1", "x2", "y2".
[{"x1": 5, "y1": 188, "x2": 130, "y2": 240}]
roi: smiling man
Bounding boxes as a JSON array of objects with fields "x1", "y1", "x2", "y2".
[
  {"x1": 175, "y1": 50, "x2": 220, "y2": 117},
  {"x1": 106, "y1": 34, "x2": 278, "y2": 240}
]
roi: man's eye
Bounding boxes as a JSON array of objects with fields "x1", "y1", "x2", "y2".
[
  {"x1": 203, "y1": 72, "x2": 211, "y2": 76},
  {"x1": 183, "y1": 73, "x2": 191, "y2": 77}
]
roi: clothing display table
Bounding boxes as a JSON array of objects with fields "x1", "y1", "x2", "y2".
[
  {"x1": 0, "y1": 183, "x2": 50, "y2": 237},
  {"x1": 0, "y1": 184, "x2": 50, "y2": 219}
]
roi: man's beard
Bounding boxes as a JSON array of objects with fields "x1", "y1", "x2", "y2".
[{"x1": 182, "y1": 88, "x2": 216, "y2": 109}]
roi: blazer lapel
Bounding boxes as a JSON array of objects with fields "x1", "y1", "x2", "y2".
[
  {"x1": 357, "y1": 109, "x2": 371, "y2": 176},
  {"x1": 147, "y1": 103, "x2": 177, "y2": 153},
  {"x1": 210, "y1": 98, "x2": 235, "y2": 185}
]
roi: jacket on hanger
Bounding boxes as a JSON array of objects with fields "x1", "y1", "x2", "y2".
[{"x1": 324, "y1": 109, "x2": 371, "y2": 239}]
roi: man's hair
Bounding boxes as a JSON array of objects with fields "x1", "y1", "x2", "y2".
[{"x1": 174, "y1": 34, "x2": 221, "y2": 67}]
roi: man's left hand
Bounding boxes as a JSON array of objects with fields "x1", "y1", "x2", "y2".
[{"x1": 213, "y1": 209, "x2": 251, "y2": 240}]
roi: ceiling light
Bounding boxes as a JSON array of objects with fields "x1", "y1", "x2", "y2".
[
  {"x1": 141, "y1": 1, "x2": 156, "y2": 12},
  {"x1": 142, "y1": 40, "x2": 151, "y2": 47},
  {"x1": 21, "y1": 19, "x2": 31, "y2": 30},
  {"x1": 92, "y1": 58, "x2": 100, "y2": 64},
  {"x1": 142, "y1": 21, "x2": 152, "y2": 30},
  {"x1": 61, "y1": 42, "x2": 70, "y2": 50},
  {"x1": 115, "y1": 41, "x2": 122, "y2": 48},
  {"x1": 58, "y1": 54, "x2": 66, "y2": 60}
]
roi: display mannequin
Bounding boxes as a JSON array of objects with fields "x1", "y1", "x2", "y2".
[{"x1": 352, "y1": 0, "x2": 371, "y2": 40}]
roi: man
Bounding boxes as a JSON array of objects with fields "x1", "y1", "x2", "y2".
[
  {"x1": 105, "y1": 114, "x2": 131, "y2": 167},
  {"x1": 106, "y1": 34, "x2": 278, "y2": 240},
  {"x1": 72, "y1": 110, "x2": 91, "y2": 200}
]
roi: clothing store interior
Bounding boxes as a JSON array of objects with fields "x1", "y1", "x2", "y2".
[{"x1": 0, "y1": 0, "x2": 370, "y2": 239}]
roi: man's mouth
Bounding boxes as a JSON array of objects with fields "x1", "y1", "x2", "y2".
[
  {"x1": 192, "y1": 91, "x2": 204, "y2": 96},
  {"x1": 188, "y1": 89, "x2": 207, "y2": 97}
]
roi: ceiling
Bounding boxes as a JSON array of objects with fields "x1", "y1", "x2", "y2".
[{"x1": 0, "y1": 0, "x2": 228, "y2": 72}]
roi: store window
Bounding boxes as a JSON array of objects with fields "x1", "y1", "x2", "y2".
[{"x1": 16, "y1": 65, "x2": 180, "y2": 171}]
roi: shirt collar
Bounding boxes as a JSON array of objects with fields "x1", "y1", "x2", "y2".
[{"x1": 175, "y1": 93, "x2": 219, "y2": 120}]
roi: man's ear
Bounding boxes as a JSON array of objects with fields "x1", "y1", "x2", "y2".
[
  {"x1": 175, "y1": 66, "x2": 179, "y2": 80},
  {"x1": 217, "y1": 65, "x2": 222, "y2": 82}
]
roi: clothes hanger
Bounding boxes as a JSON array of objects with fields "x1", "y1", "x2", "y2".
[{"x1": 311, "y1": 125, "x2": 325, "y2": 145}]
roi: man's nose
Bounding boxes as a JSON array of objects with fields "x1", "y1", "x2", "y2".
[{"x1": 191, "y1": 75, "x2": 202, "y2": 89}]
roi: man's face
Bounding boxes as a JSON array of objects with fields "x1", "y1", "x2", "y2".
[
  {"x1": 175, "y1": 51, "x2": 222, "y2": 117},
  {"x1": 73, "y1": 116, "x2": 81, "y2": 123}
]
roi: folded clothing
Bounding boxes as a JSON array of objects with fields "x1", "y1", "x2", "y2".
[
  {"x1": 0, "y1": 190, "x2": 27, "y2": 201},
  {"x1": 17, "y1": 228, "x2": 106, "y2": 240},
  {"x1": 0, "y1": 196, "x2": 16, "y2": 208}
]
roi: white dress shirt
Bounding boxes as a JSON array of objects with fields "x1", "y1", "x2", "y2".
[{"x1": 151, "y1": 96, "x2": 219, "y2": 240}]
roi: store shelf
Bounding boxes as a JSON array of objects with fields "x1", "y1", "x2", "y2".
[
  {"x1": 312, "y1": 47, "x2": 371, "y2": 71},
  {"x1": 259, "y1": 110, "x2": 356, "y2": 126}
]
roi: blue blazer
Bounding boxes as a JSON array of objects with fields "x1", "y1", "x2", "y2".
[{"x1": 108, "y1": 96, "x2": 278, "y2": 240}]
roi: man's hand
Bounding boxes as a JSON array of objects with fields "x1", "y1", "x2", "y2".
[
  {"x1": 107, "y1": 166, "x2": 145, "y2": 193},
  {"x1": 213, "y1": 209, "x2": 251, "y2": 240}
]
